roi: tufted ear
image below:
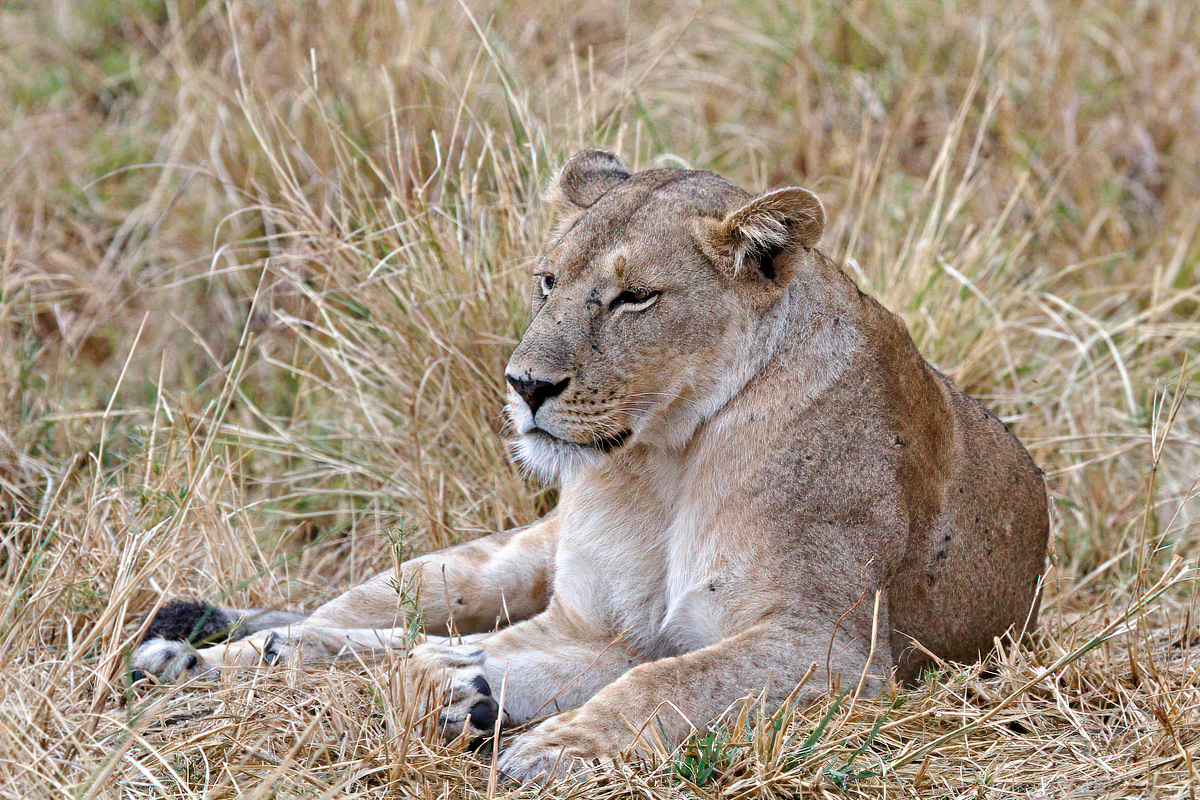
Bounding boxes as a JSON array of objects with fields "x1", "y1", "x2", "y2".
[
  {"x1": 545, "y1": 149, "x2": 631, "y2": 215},
  {"x1": 696, "y1": 187, "x2": 825, "y2": 283}
]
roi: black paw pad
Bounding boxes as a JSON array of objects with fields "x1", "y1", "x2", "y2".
[
  {"x1": 263, "y1": 633, "x2": 282, "y2": 664},
  {"x1": 469, "y1": 697, "x2": 499, "y2": 733}
]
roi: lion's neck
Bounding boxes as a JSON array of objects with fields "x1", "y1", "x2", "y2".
[
  {"x1": 689, "y1": 258, "x2": 864, "y2": 442},
  {"x1": 767, "y1": 257, "x2": 865, "y2": 377}
]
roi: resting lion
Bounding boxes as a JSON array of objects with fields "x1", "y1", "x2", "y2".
[{"x1": 133, "y1": 150, "x2": 1049, "y2": 782}]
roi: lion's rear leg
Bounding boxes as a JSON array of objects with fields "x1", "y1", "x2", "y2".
[
  {"x1": 133, "y1": 626, "x2": 495, "y2": 684},
  {"x1": 130, "y1": 600, "x2": 307, "y2": 681},
  {"x1": 131, "y1": 514, "x2": 559, "y2": 682}
]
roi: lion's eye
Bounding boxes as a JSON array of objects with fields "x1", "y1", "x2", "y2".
[
  {"x1": 535, "y1": 274, "x2": 555, "y2": 299},
  {"x1": 611, "y1": 288, "x2": 661, "y2": 312}
]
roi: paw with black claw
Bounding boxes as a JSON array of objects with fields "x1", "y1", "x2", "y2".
[
  {"x1": 130, "y1": 630, "x2": 284, "y2": 683},
  {"x1": 130, "y1": 637, "x2": 216, "y2": 683},
  {"x1": 409, "y1": 642, "x2": 505, "y2": 743}
]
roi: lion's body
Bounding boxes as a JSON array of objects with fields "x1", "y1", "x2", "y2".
[
  {"x1": 133, "y1": 151, "x2": 1049, "y2": 782},
  {"x1": 533, "y1": 258, "x2": 1049, "y2": 680}
]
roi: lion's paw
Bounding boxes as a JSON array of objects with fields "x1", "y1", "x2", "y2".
[
  {"x1": 409, "y1": 642, "x2": 503, "y2": 742},
  {"x1": 130, "y1": 638, "x2": 216, "y2": 683},
  {"x1": 497, "y1": 718, "x2": 610, "y2": 785},
  {"x1": 131, "y1": 631, "x2": 284, "y2": 683}
]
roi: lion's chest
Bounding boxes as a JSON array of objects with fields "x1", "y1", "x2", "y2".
[{"x1": 553, "y1": 463, "x2": 737, "y2": 659}]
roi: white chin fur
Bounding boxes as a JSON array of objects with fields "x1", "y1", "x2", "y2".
[
  {"x1": 506, "y1": 397, "x2": 599, "y2": 483},
  {"x1": 512, "y1": 430, "x2": 608, "y2": 483}
]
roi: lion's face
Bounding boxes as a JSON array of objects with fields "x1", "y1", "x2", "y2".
[{"x1": 506, "y1": 151, "x2": 824, "y2": 481}]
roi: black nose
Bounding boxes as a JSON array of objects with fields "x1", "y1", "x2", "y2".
[{"x1": 505, "y1": 373, "x2": 570, "y2": 416}]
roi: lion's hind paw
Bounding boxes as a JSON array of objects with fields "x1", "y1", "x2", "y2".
[{"x1": 130, "y1": 637, "x2": 214, "y2": 683}]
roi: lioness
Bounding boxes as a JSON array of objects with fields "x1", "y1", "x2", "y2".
[{"x1": 133, "y1": 150, "x2": 1049, "y2": 782}]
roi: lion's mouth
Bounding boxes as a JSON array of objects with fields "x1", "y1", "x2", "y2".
[{"x1": 528, "y1": 426, "x2": 632, "y2": 453}]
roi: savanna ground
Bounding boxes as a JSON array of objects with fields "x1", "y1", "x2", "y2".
[{"x1": 1, "y1": 0, "x2": 1198, "y2": 797}]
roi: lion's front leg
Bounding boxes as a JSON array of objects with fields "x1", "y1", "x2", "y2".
[
  {"x1": 409, "y1": 609, "x2": 639, "y2": 744},
  {"x1": 496, "y1": 619, "x2": 893, "y2": 784}
]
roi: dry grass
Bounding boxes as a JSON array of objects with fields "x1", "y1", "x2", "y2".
[{"x1": 1, "y1": 0, "x2": 1198, "y2": 796}]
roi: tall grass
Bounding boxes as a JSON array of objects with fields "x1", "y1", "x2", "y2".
[{"x1": 0, "y1": 0, "x2": 1197, "y2": 796}]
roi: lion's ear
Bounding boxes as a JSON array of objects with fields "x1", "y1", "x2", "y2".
[
  {"x1": 697, "y1": 187, "x2": 825, "y2": 282},
  {"x1": 545, "y1": 149, "x2": 631, "y2": 215}
]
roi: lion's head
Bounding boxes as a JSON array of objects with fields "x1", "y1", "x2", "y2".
[{"x1": 506, "y1": 150, "x2": 826, "y2": 481}]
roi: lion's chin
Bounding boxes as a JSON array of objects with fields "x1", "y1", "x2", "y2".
[{"x1": 512, "y1": 428, "x2": 631, "y2": 483}]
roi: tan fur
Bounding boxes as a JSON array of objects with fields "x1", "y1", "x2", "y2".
[{"x1": 133, "y1": 150, "x2": 1049, "y2": 784}]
